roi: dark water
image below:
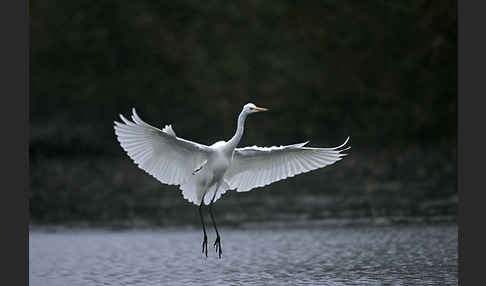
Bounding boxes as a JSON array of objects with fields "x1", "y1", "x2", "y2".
[{"x1": 30, "y1": 224, "x2": 457, "y2": 285}]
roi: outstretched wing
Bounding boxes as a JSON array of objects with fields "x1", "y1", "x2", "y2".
[
  {"x1": 224, "y1": 137, "x2": 350, "y2": 192},
  {"x1": 114, "y1": 108, "x2": 211, "y2": 186}
]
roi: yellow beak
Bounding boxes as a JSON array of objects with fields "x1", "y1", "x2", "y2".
[{"x1": 252, "y1": 106, "x2": 269, "y2": 111}]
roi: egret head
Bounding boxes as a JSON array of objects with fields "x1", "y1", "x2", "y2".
[{"x1": 243, "y1": 103, "x2": 269, "y2": 114}]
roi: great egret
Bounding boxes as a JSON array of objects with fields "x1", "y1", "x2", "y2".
[{"x1": 114, "y1": 103, "x2": 350, "y2": 258}]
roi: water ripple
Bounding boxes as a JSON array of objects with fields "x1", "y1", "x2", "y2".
[{"x1": 30, "y1": 225, "x2": 457, "y2": 285}]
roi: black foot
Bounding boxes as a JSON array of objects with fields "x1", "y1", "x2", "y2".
[
  {"x1": 202, "y1": 235, "x2": 208, "y2": 257},
  {"x1": 213, "y1": 236, "x2": 222, "y2": 258}
]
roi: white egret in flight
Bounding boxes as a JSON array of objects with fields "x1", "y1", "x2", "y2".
[{"x1": 114, "y1": 103, "x2": 350, "y2": 258}]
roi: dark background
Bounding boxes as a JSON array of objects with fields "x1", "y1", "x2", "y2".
[{"x1": 30, "y1": 0, "x2": 456, "y2": 228}]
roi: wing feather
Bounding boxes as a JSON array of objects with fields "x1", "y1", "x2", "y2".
[
  {"x1": 114, "y1": 109, "x2": 210, "y2": 187},
  {"x1": 224, "y1": 137, "x2": 350, "y2": 192}
]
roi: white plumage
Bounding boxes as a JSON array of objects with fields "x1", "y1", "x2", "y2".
[
  {"x1": 114, "y1": 103, "x2": 350, "y2": 258},
  {"x1": 225, "y1": 138, "x2": 350, "y2": 193},
  {"x1": 114, "y1": 105, "x2": 349, "y2": 205},
  {"x1": 114, "y1": 110, "x2": 210, "y2": 188}
]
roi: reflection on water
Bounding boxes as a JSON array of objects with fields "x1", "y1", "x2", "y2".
[{"x1": 30, "y1": 224, "x2": 457, "y2": 285}]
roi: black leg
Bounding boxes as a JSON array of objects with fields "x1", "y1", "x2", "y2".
[
  {"x1": 199, "y1": 203, "x2": 208, "y2": 257},
  {"x1": 209, "y1": 202, "x2": 222, "y2": 258}
]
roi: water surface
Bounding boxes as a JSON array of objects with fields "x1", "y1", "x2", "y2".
[{"x1": 30, "y1": 224, "x2": 457, "y2": 285}]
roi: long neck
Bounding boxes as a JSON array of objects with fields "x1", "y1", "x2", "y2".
[{"x1": 228, "y1": 110, "x2": 248, "y2": 149}]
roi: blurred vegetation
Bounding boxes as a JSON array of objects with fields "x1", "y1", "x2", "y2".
[{"x1": 30, "y1": 0, "x2": 456, "y2": 227}]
